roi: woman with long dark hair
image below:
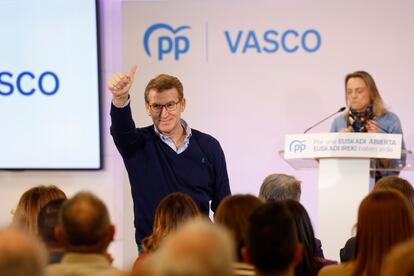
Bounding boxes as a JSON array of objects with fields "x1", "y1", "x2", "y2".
[{"x1": 282, "y1": 200, "x2": 336, "y2": 276}]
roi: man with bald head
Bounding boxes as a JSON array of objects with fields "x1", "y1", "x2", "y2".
[{"x1": 46, "y1": 192, "x2": 123, "y2": 276}]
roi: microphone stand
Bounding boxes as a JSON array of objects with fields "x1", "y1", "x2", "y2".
[{"x1": 304, "y1": 107, "x2": 346, "y2": 134}]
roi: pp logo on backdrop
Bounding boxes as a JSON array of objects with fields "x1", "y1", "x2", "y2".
[
  {"x1": 143, "y1": 23, "x2": 191, "y2": 61},
  {"x1": 289, "y1": 140, "x2": 306, "y2": 153}
]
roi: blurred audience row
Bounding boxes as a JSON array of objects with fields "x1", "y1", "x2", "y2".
[{"x1": 2, "y1": 174, "x2": 414, "y2": 276}]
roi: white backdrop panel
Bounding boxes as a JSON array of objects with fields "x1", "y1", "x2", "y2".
[{"x1": 122, "y1": 0, "x2": 414, "y2": 260}]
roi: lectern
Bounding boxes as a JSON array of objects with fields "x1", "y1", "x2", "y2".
[{"x1": 281, "y1": 132, "x2": 406, "y2": 260}]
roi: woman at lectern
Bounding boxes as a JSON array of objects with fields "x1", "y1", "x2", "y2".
[{"x1": 330, "y1": 71, "x2": 406, "y2": 179}]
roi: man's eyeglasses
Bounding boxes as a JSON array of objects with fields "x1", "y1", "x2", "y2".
[{"x1": 149, "y1": 101, "x2": 180, "y2": 112}]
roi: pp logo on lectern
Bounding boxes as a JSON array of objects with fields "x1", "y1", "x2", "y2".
[
  {"x1": 289, "y1": 140, "x2": 306, "y2": 153},
  {"x1": 143, "y1": 23, "x2": 191, "y2": 61}
]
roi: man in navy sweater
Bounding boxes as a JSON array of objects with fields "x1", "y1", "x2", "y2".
[{"x1": 107, "y1": 65, "x2": 231, "y2": 250}]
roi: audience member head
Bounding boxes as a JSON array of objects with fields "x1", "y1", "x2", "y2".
[
  {"x1": 353, "y1": 190, "x2": 414, "y2": 276},
  {"x1": 215, "y1": 194, "x2": 263, "y2": 261},
  {"x1": 244, "y1": 202, "x2": 302, "y2": 276},
  {"x1": 142, "y1": 192, "x2": 200, "y2": 253},
  {"x1": 374, "y1": 176, "x2": 414, "y2": 211},
  {"x1": 282, "y1": 199, "x2": 318, "y2": 274},
  {"x1": 259, "y1": 174, "x2": 301, "y2": 202},
  {"x1": 56, "y1": 191, "x2": 114, "y2": 254},
  {"x1": 382, "y1": 238, "x2": 414, "y2": 276},
  {"x1": 156, "y1": 218, "x2": 235, "y2": 276},
  {"x1": 11, "y1": 185, "x2": 66, "y2": 236},
  {"x1": 38, "y1": 198, "x2": 66, "y2": 249},
  {"x1": 0, "y1": 229, "x2": 47, "y2": 276}
]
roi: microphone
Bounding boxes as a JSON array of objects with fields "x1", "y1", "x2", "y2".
[{"x1": 304, "y1": 107, "x2": 346, "y2": 134}]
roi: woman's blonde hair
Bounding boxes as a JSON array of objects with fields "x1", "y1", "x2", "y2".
[
  {"x1": 11, "y1": 185, "x2": 66, "y2": 236},
  {"x1": 344, "y1": 71, "x2": 387, "y2": 117},
  {"x1": 141, "y1": 192, "x2": 199, "y2": 253}
]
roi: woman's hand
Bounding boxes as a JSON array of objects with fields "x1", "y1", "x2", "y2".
[
  {"x1": 340, "y1": 126, "x2": 352, "y2": 133},
  {"x1": 366, "y1": 120, "x2": 380, "y2": 133}
]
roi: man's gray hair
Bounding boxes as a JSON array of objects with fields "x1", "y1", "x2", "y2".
[
  {"x1": 155, "y1": 218, "x2": 235, "y2": 276},
  {"x1": 259, "y1": 174, "x2": 301, "y2": 202}
]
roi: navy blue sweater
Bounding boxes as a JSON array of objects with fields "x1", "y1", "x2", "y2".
[{"x1": 110, "y1": 103, "x2": 231, "y2": 245}]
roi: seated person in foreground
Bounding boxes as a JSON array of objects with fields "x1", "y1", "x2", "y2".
[
  {"x1": 132, "y1": 192, "x2": 199, "y2": 270},
  {"x1": 46, "y1": 192, "x2": 124, "y2": 276},
  {"x1": 0, "y1": 228, "x2": 47, "y2": 276},
  {"x1": 11, "y1": 185, "x2": 66, "y2": 236},
  {"x1": 282, "y1": 200, "x2": 336, "y2": 276},
  {"x1": 145, "y1": 219, "x2": 235, "y2": 276},
  {"x1": 320, "y1": 190, "x2": 414, "y2": 276},
  {"x1": 243, "y1": 202, "x2": 303, "y2": 276},
  {"x1": 37, "y1": 198, "x2": 67, "y2": 264},
  {"x1": 215, "y1": 194, "x2": 264, "y2": 275},
  {"x1": 259, "y1": 173, "x2": 325, "y2": 258},
  {"x1": 340, "y1": 175, "x2": 414, "y2": 262}
]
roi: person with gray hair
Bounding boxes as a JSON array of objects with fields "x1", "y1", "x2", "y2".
[
  {"x1": 259, "y1": 174, "x2": 302, "y2": 202},
  {"x1": 259, "y1": 174, "x2": 325, "y2": 258},
  {"x1": 46, "y1": 191, "x2": 123, "y2": 276},
  {"x1": 0, "y1": 228, "x2": 47, "y2": 276},
  {"x1": 154, "y1": 218, "x2": 235, "y2": 276}
]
